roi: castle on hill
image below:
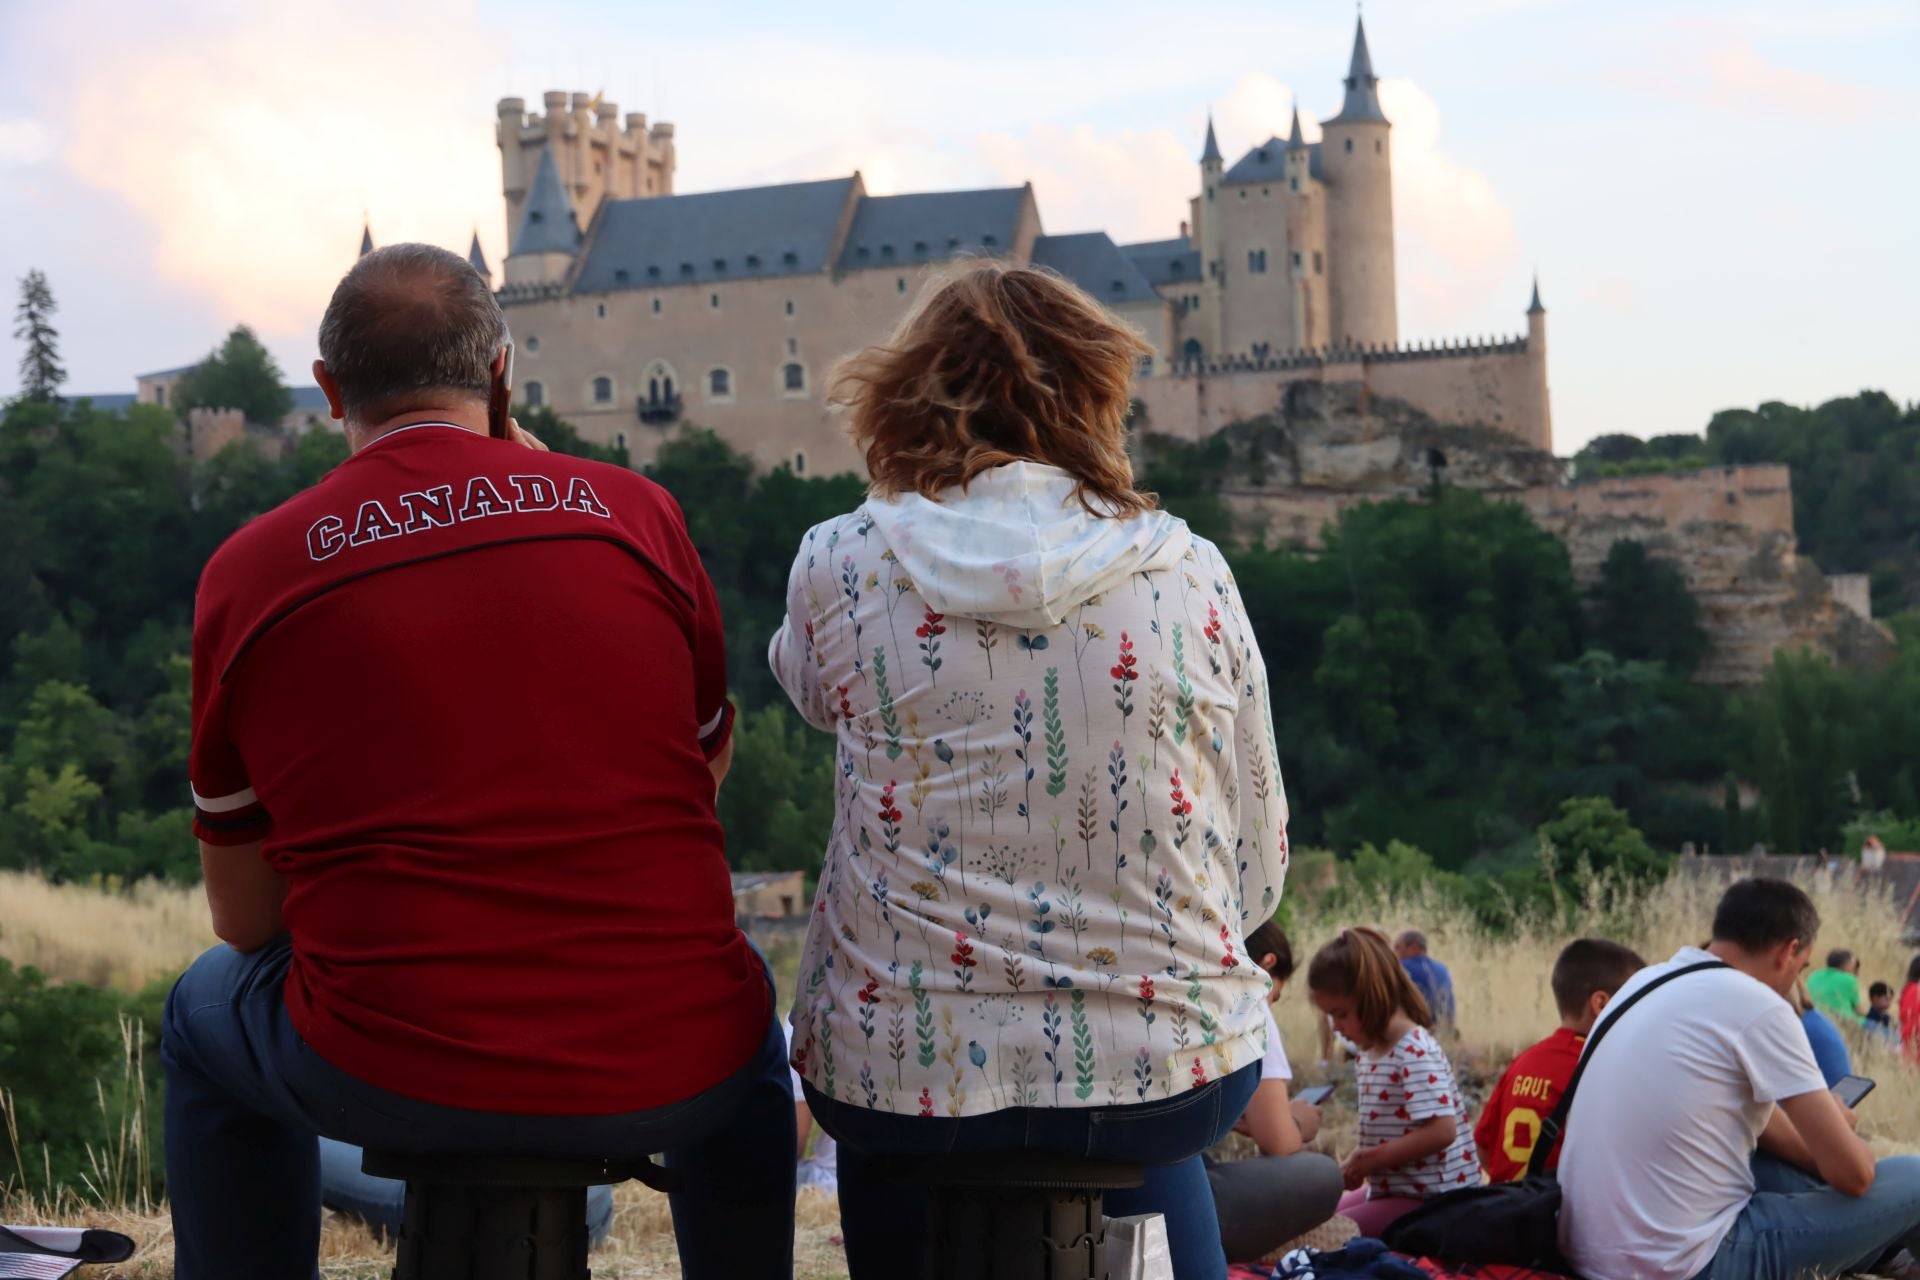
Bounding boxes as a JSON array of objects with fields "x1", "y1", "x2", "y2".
[{"x1": 487, "y1": 17, "x2": 1551, "y2": 475}]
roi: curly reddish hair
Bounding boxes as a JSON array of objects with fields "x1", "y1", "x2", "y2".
[{"x1": 830, "y1": 260, "x2": 1156, "y2": 517}]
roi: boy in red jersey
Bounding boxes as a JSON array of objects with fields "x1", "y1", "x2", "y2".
[{"x1": 1474, "y1": 938, "x2": 1645, "y2": 1182}]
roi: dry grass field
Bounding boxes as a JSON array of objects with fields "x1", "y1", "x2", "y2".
[{"x1": 4, "y1": 865, "x2": 1916, "y2": 1277}]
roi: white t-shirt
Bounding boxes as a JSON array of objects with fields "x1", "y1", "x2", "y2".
[
  {"x1": 1260, "y1": 1005, "x2": 1293, "y2": 1082},
  {"x1": 1558, "y1": 947, "x2": 1827, "y2": 1280}
]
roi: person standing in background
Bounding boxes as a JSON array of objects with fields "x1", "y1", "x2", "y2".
[{"x1": 1394, "y1": 930, "x2": 1456, "y2": 1032}]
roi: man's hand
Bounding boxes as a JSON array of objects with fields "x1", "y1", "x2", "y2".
[
  {"x1": 1777, "y1": 1088, "x2": 1876, "y2": 1196},
  {"x1": 507, "y1": 418, "x2": 548, "y2": 451},
  {"x1": 199, "y1": 839, "x2": 288, "y2": 953}
]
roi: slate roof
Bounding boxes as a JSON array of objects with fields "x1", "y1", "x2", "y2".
[
  {"x1": 1030, "y1": 232, "x2": 1160, "y2": 306},
  {"x1": 468, "y1": 232, "x2": 490, "y2": 280},
  {"x1": 62, "y1": 392, "x2": 138, "y2": 412},
  {"x1": 1327, "y1": 15, "x2": 1389, "y2": 125},
  {"x1": 290, "y1": 386, "x2": 329, "y2": 411},
  {"x1": 1201, "y1": 116, "x2": 1222, "y2": 164},
  {"x1": 1223, "y1": 139, "x2": 1323, "y2": 186},
  {"x1": 136, "y1": 363, "x2": 201, "y2": 380},
  {"x1": 836, "y1": 187, "x2": 1029, "y2": 272},
  {"x1": 572, "y1": 176, "x2": 857, "y2": 294},
  {"x1": 1120, "y1": 238, "x2": 1202, "y2": 289},
  {"x1": 512, "y1": 147, "x2": 584, "y2": 257}
]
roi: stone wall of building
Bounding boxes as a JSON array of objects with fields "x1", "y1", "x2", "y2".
[
  {"x1": 1202, "y1": 385, "x2": 1893, "y2": 685},
  {"x1": 1134, "y1": 335, "x2": 1550, "y2": 456}
]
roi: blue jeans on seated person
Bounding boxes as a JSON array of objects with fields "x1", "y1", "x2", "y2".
[
  {"x1": 162, "y1": 937, "x2": 794, "y2": 1280},
  {"x1": 1694, "y1": 1151, "x2": 1920, "y2": 1280},
  {"x1": 806, "y1": 1061, "x2": 1259, "y2": 1280},
  {"x1": 316, "y1": 1137, "x2": 616, "y2": 1247}
]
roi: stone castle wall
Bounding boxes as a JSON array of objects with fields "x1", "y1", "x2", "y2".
[
  {"x1": 1200, "y1": 385, "x2": 1893, "y2": 685},
  {"x1": 1134, "y1": 336, "x2": 1549, "y2": 455}
]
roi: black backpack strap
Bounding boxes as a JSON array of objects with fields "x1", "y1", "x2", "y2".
[{"x1": 1524, "y1": 958, "x2": 1729, "y2": 1177}]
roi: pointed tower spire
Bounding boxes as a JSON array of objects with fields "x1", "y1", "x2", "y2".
[
  {"x1": 511, "y1": 146, "x2": 583, "y2": 257},
  {"x1": 1328, "y1": 15, "x2": 1389, "y2": 124},
  {"x1": 1288, "y1": 104, "x2": 1305, "y2": 148},
  {"x1": 359, "y1": 222, "x2": 374, "y2": 258},
  {"x1": 1200, "y1": 114, "x2": 1222, "y2": 165},
  {"x1": 1527, "y1": 273, "x2": 1545, "y2": 314},
  {"x1": 468, "y1": 230, "x2": 491, "y2": 281}
]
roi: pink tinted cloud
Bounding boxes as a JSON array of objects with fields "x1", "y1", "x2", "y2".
[{"x1": 1616, "y1": 40, "x2": 1894, "y2": 122}]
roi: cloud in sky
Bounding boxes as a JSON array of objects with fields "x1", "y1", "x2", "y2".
[
  {"x1": 19, "y1": 0, "x2": 504, "y2": 344},
  {"x1": 0, "y1": 119, "x2": 53, "y2": 167},
  {"x1": 1617, "y1": 38, "x2": 1897, "y2": 122}
]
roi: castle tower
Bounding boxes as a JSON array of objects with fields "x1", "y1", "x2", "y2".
[
  {"x1": 503, "y1": 147, "x2": 582, "y2": 287},
  {"x1": 1281, "y1": 106, "x2": 1330, "y2": 350},
  {"x1": 359, "y1": 222, "x2": 374, "y2": 258},
  {"x1": 467, "y1": 231, "x2": 491, "y2": 284},
  {"x1": 1526, "y1": 276, "x2": 1552, "y2": 453},
  {"x1": 1321, "y1": 16, "x2": 1397, "y2": 348},
  {"x1": 1194, "y1": 115, "x2": 1226, "y2": 361},
  {"x1": 496, "y1": 92, "x2": 676, "y2": 252}
]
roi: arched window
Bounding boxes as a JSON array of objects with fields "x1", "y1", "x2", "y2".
[
  {"x1": 639, "y1": 361, "x2": 681, "y2": 424},
  {"x1": 783, "y1": 362, "x2": 807, "y2": 394},
  {"x1": 709, "y1": 368, "x2": 732, "y2": 398},
  {"x1": 524, "y1": 381, "x2": 545, "y2": 407},
  {"x1": 614, "y1": 431, "x2": 629, "y2": 452},
  {"x1": 592, "y1": 376, "x2": 613, "y2": 405},
  {"x1": 794, "y1": 451, "x2": 807, "y2": 475},
  {"x1": 1344, "y1": 138, "x2": 1354, "y2": 153},
  {"x1": 1181, "y1": 339, "x2": 1203, "y2": 366}
]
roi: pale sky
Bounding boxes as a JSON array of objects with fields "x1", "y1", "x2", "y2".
[{"x1": 2, "y1": 0, "x2": 1915, "y2": 454}]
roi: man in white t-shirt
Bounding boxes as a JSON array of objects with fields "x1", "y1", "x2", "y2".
[{"x1": 1559, "y1": 878, "x2": 1920, "y2": 1280}]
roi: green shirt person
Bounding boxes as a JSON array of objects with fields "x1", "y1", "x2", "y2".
[{"x1": 1806, "y1": 949, "x2": 1865, "y2": 1025}]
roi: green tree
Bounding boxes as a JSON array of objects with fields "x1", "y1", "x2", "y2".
[
  {"x1": 515, "y1": 403, "x2": 628, "y2": 466},
  {"x1": 13, "y1": 269, "x2": 65, "y2": 402},
  {"x1": 0, "y1": 959, "x2": 137, "y2": 1192},
  {"x1": 1738, "y1": 649, "x2": 1861, "y2": 853},
  {"x1": 1587, "y1": 540, "x2": 1709, "y2": 674},
  {"x1": 1536, "y1": 795, "x2": 1667, "y2": 881},
  {"x1": 714, "y1": 702, "x2": 837, "y2": 877},
  {"x1": 171, "y1": 325, "x2": 293, "y2": 426}
]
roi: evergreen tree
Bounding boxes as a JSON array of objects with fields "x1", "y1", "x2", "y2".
[
  {"x1": 12, "y1": 270, "x2": 65, "y2": 403},
  {"x1": 171, "y1": 325, "x2": 293, "y2": 427}
]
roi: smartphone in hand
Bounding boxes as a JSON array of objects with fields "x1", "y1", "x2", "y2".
[
  {"x1": 1833, "y1": 1074, "x2": 1876, "y2": 1108},
  {"x1": 1296, "y1": 1083, "x2": 1336, "y2": 1106}
]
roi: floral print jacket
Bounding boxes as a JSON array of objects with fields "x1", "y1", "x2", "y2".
[{"x1": 769, "y1": 463, "x2": 1289, "y2": 1117}]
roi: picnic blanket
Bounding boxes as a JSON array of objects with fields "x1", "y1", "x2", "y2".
[
  {"x1": 1259, "y1": 1237, "x2": 1576, "y2": 1280},
  {"x1": 0, "y1": 1225, "x2": 135, "y2": 1279}
]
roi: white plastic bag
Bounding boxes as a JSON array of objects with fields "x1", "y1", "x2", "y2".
[{"x1": 1104, "y1": 1212, "x2": 1174, "y2": 1280}]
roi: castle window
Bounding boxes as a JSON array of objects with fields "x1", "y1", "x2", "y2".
[
  {"x1": 1207, "y1": 187, "x2": 1214, "y2": 202},
  {"x1": 596, "y1": 303, "x2": 606, "y2": 319},
  {"x1": 525, "y1": 336, "x2": 540, "y2": 353},
  {"x1": 592, "y1": 376, "x2": 613, "y2": 404},
  {"x1": 857, "y1": 246, "x2": 871, "y2": 261},
  {"x1": 881, "y1": 244, "x2": 895, "y2": 260},
  {"x1": 782, "y1": 251, "x2": 798, "y2": 266},
  {"x1": 524, "y1": 381, "x2": 545, "y2": 407},
  {"x1": 948, "y1": 236, "x2": 961, "y2": 250},
  {"x1": 982, "y1": 234, "x2": 997, "y2": 248},
  {"x1": 1292, "y1": 251, "x2": 1302, "y2": 268},
  {"x1": 1248, "y1": 249, "x2": 1267, "y2": 275},
  {"x1": 1313, "y1": 251, "x2": 1324, "y2": 275},
  {"x1": 1375, "y1": 139, "x2": 1383, "y2": 154},
  {"x1": 680, "y1": 263, "x2": 694, "y2": 276},
  {"x1": 783, "y1": 362, "x2": 807, "y2": 393},
  {"x1": 155, "y1": 385, "x2": 167, "y2": 406},
  {"x1": 714, "y1": 258, "x2": 727, "y2": 273},
  {"x1": 1253, "y1": 343, "x2": 1270, "y2": 361},
  {"x1": 1257, "y1": 149, "x2": 1269, "y2": 163},
  {"x1": 1344, "y1": 138, "x2": 1354, "y2": 153},
  {"x1": 614, "y1": 269, "x2": 630, "y2": 285},
  {"x1": 785, "y1": 299, "x2": 795, "y2": 316},
  {"x1": 710, "y1": 293, "x2": 720, "y2": 309},
  {"x1": 913, "y1": 240, "x2": 928, "y2": 257},
  {"x1": 709, "y1": 368, "x2": 732, "y2": 398},
  {"x1": 1262, "y1": 186, "x2": 1270, "y2": 196},
  {"x1": 1238, "y1": 189, "x2": 1247, "y2": 199},
  {"x1": 615, "y1": 431, "x2": 628, "y2": 453},
  {"x1": 746, "y1": 254, "x2": 761, "y2": 269},
  {"x1": 1290, "y1": 177, "x2": 1299, "y2": 193},
  {"x1": 1111, "y1": 279, "x2": 1125, "y2": 294},
  {"x1": 1170, "y1": 260, "x2": 1184, "y2": 276},
  {"x1": 646, "y1": 265, "x2": 660, "y2": 279},
  {"x1": 794, "y1": 451, "x2": 807, "y2": 475},
  {"x1": 897, "y1": 277, "x2": 907, "y2": 294},
  {"x1": 788, "y1": 337, "x2": 798, "y2": 355},
  {"x1": 1182, "y1": 338, "x2": 1203, "y2": 365},
  {"x1": 651, "y1": 298, "x2": 661, "y2": 314}
]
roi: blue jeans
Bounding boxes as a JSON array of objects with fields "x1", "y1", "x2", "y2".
[
  {"x1": 316, "y1": 1137, "x2": 617, "y2": 1248},
  {"x1": 807, "y1": 1061, "x2": 1259, "y2": 1280},
  {"x1": 162, "y1": 938, "x2": 795, "y2": 1280},
  {"x1": 1696, "y1": 1152, "x2": 1920, "y2": 1279}
]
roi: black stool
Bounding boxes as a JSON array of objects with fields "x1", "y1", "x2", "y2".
[
  {"x1": 361, "y1": 1149, "x2": 676, "y2": 1280},
  {"x1": 886, "y1": 1152, "x2": 1146, "y2": 1280}
]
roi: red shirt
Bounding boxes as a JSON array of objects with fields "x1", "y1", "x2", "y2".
[
  {"x1": 1473, "y1": 1026, "x2": 1584, "y2": 1182},
  {"x1": 1902, "y1": 983, "x2": 1920, "y2": 1063},
  {"x1": 189, "y1": 423, "x2": 764, "y2": 1115}
]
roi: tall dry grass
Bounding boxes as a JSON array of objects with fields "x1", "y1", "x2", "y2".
[
  {"x1": 5, "y1": 866, "x2": 1917, "y2": 1277},
  {"x1": 0, "y1": 872, "x2": 215, "y2": 991}
]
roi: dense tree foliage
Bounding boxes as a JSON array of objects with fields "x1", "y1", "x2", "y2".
[
  {"x1": 170, "y1": 325, "x2": 294, "y2": 427},
  {"x1": 14, "y1": 270, "x2": 65, "y2": 402},
  {"x1": 1572, "y1": 392, "x2": 1920, "y2": 614}
]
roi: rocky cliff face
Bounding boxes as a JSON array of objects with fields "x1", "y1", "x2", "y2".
[{"x1": 1200, "y1": 382, "x2": 1894, "y2": 685}]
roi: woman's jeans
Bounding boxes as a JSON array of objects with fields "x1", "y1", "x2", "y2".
[
  {"x1": 1695, "y1": 1151, "x2": 1920, "y2": 1280},
  {"x1": 807, "y1": 1060, "x2": 1258, "y2": 1280},
  {"x1": 161, "y1": 937, "x2": 794, "y2": 1280}
]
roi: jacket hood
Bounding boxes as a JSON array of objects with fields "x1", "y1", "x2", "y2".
[{"x1": 861, "y1": 462, "x2": 1192, "y2": 628}]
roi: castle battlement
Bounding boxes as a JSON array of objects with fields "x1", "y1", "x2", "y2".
[{"x1": 1172, "y1": 333, "x2": 1532, "y2": 378}]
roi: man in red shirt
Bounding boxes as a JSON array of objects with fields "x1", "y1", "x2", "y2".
[
  {"x1": 161, "y1": 244, "x2": 793, "y2": 1279},
  {"x1": 1474, "y1": 938, "x2": 1645, "y2": 1182}
]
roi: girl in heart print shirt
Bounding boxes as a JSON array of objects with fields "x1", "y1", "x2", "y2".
[{"x1": 1308, "y1": 927, "x2": 1482, "y2": 1237}]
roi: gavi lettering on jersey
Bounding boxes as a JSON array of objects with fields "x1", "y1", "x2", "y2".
[{"x1": 306, "y1": 474, "x2": 613, "y2": 561}]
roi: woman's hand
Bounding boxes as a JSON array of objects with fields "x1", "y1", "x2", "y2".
[{"x1": 1291, "y1": 1097, "x2": 1323, "y2": 1144}]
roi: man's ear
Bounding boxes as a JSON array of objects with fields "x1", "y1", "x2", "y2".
[{"x1": 313, "y1": 361, "x2": 346, "y2": 422}]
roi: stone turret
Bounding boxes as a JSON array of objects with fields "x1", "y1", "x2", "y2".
[
  {"x1": 504, "y1": 147, "x2": 581, "y2": 287},
  {"x1": 1195, "y1": 114, "x2": 1226, "y2": 360},
  {"x1": 496, "y1": 91, "x2": 676, "y2": 254},
  {"x1": 359, "y1": 223, "x2": 374, "y2": 258},
  {"x1": 467, "y1": 231, "x2": 491, "y2": 284},
  {"x1": 1321, "y1": 16, "x2": 1397, "y2": 349},
  {"x1": 1525, "y1": 275, "x2": 1552, "y2": 453}
]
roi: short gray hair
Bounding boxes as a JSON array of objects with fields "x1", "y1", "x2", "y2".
[
  {"x1": 317, "y1": 243, "x2": 506, "y2": 423},
  {"x1": 1396, "y1": 929, "x2": 1428, "y2": 953}
]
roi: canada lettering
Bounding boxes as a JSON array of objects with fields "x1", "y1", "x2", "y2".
[{"x1": 306, "y1": 474, "x2": 612, "y2": 561}]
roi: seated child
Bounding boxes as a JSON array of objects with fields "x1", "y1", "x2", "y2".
[
  {"x1": 1206, "y1": 918, "x2": 1343, "y2": 1261},
  {"x1": 1472, "y1": 938, "x2": 1644, "y2": 1182},
  {"x1": 1308, "y1": 926, "x2": 1481, "y2": 1238},
  {"x1": 1866, "y1": 981, "x2": 1899, "y2": 1041}
]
